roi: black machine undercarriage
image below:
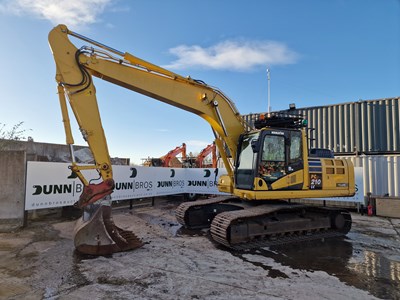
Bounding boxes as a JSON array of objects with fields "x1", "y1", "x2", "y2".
[{"x1": 176, "y1": 196, "x2": 352, "y2": 250}]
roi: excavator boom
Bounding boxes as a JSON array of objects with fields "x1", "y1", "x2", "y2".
[{"x1": 49, "y1": 25, "x2": 246, "y2": 196}]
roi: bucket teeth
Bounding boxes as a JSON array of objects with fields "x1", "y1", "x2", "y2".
[{"x1": 74, "y1": 204, "x2": 143, "y2": 256}]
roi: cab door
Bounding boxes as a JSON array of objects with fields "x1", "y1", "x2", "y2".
[
  {"x1": 258, "y1": 129, "x2": 304, "y2": 190},
  {"x1": 234, "y1": 132, "x2": 259, "y2": 190}
]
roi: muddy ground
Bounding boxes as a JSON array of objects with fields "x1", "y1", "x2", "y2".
[{"x1": 1, "y1": 197, "x2": 399, "y2": 300}]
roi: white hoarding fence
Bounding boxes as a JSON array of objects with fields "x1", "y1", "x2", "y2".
[
  {"x1": 25, "y1": 162, "x2": 228, "y2": 210},
  {"x1": 25, "y1": 162, "x2": 364, "y2": 210}
]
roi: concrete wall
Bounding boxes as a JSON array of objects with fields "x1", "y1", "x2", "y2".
[
  {"x1": 0, "y1": 139, "x2": 130, "y2": 165},
  {"x1": 0, "y1": 151, "x2": 26, "y2": 231},
  {"x1": 0, "y1": 140, "x2": 130, "y2": 231},
  {"x1": 375, "y1": 196, "x2": 400, "y2": 218},
  {"x1": 1, "y1": 139, "x2": 92, "y2": 163}
]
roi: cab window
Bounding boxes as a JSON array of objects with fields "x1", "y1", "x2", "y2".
[
  {"x1": 290, "y1": 131, "x2": 302, "y2": 162},
  {"x1": 259, "y1": 135, "x2": 286, "y2": 183},
  {"x1": 261, "y1": 135, "x2": 285, "y2": 161}
]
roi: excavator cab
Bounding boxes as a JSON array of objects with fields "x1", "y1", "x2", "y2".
[{"x1": 235, "y1": 114, "x2": 306, "y2": 192}]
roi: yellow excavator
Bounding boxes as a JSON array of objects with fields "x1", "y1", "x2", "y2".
[{"x1": 49, "y1": 24, "x2": 355, "y2": 255}]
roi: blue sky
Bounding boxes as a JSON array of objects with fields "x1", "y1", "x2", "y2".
[{"x1": 0, "y1": 0, "x2": 399, "y2": 164}]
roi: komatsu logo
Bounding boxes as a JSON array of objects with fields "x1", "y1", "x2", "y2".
[{"x1": 271, "y1": 131, "x2": 284, "y2": 135}]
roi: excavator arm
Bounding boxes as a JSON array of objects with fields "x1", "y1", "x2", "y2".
[
  {"x1": 49, "y1": 24, "x2": 247, "y2": 208},
  {"x1": 196, "y1": 142, "x2": 217, "y2": 168},
  {"x1": 162, "y1": 143, "x2": 187, "y2": 167}
]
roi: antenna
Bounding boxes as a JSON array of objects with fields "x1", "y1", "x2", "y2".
[{"x1": 267, "y1": 68, "x2": 271, "y2": 113}]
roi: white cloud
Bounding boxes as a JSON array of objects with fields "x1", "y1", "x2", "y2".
[
  {"x1": 0, "y1": 0, "x2": 113, "y2": 28},
  {"x1": 164, "y1": 40, "x2": 299, "y2": 71}
]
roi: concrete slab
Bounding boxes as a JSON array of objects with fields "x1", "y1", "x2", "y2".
[{"x1": 0, "y1": 197, "x2": 399, "y2": 299}]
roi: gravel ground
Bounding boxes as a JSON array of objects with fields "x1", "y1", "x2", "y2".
[{"x1": 1, "y1": 197, "x2": 399, "y2": 300}]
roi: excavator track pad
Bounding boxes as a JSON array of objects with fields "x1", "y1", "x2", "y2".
[
  {"x1": 176, "y1": 198, "x2": 351, "y2": 250},
  {"x1": 176, "y1": 196, "x2": 241, "y2": 229},
  {"x1": 211, "y1": 204, "x2": 352, "y2": 250},
  {"x1": 74, "y1": 204, "x2": 143, "y2": 256}
]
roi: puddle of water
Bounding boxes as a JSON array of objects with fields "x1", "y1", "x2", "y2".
[
  {"x1": 233, "y1": 253, "x2": 289, "y2": 279},
  {"x1": 136, "y1": 212, "x2": 206, "y2": 237},
  {"x1": 346, "y1": 249, "x2": 400, "y2": 299},
  {"x1": 150, "y1": 216, "x2": 207, "y2": 237},
  {"x1": 232, "y1": 238, "x2": 400, "y2": 299}
]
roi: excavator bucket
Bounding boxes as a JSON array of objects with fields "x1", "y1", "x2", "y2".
[{"x1": 74, "y1": 202, "x2": 143, "y2": 256}]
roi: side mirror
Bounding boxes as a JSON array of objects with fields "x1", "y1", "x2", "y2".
[{"x1": 251, "y1": 139, "x2": 260, "y2": 153}]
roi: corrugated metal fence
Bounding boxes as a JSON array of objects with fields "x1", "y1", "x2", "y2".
[
  {"x1": 343, "y1": 155, "x2": 400, "y2": 198},
  {"x1": 243, "y1": 97, "x2": 400, "y2": 154}
]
